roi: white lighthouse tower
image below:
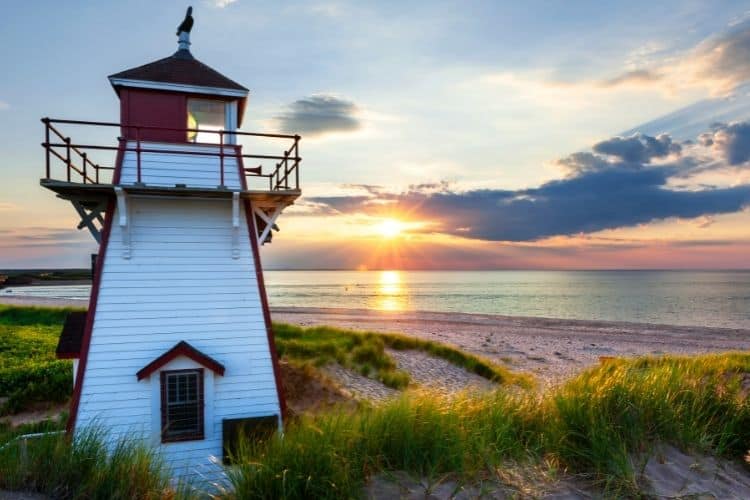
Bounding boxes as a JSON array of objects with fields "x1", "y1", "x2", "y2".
[{"x1": 45, "y1": 8, "x2": 300, "y2": 478}]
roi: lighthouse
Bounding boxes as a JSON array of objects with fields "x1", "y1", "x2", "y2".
[{"x1": 44, "y1": 8, "x2": 300, "y2": 479}]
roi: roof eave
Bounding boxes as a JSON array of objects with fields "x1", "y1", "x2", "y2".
[{"x1": 108, "y1": 77, "x2": 249, "y2": 98}]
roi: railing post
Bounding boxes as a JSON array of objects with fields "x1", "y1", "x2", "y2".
[
  {"x1": 43, "y1": 118, "x2": 50, "y2": 179},
  {"x1": 65, "y1": 137, "x2": 71, "y2": 182},
  {"x1": 219, "y1": 131, "x2": 225, "y2": 188},
  {"x1": 82, "y1": 152, "x2": 87, "y2": 184},
  {"x1": 136, "y1": 127, "x2": 142, "y2": 184},
  {"x1": 95, "y1": 165, "x2": 100, "y2": 184},
  {"x1": 284, "y1": 150, "x2": 290, "y2": 189},
  {"x1": 295, "y1": 136, "x2": 300, "y2": 189}
]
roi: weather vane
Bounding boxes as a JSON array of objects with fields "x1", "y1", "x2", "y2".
[{"x1": 177, "y1": 6, "x2": 194, "y2": 36}]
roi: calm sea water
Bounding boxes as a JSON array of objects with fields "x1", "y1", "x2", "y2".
[{"x1": 4, "y1": 270, "x2": 750, "y2": 329}]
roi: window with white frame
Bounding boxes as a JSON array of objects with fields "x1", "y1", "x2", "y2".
[{"x1": 187, "y1": 98, "x2": 226, "y2": 143}]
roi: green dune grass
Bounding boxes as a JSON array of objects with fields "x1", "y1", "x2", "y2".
[
  {"x1": 228, "y1": 354, "x2": 750, "y2": 498},
  {"x1": 0, "y1": 426, "x2": 183, "y2": 499},
  {"x1": 273, "y1": 322, "x2": 531, "y2": 390},
  {"x1": 3, "y1": 306, "x2": 750, "y2": 498},
  {"x1": 0, "y1": 305, "x2": 80, "y2": 414}
]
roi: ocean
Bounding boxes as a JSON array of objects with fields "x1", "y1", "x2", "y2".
[{"x1": 4, "y1": 270, "x2": 750, "y2": 330}]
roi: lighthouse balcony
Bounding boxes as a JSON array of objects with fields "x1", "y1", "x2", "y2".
[{"x1": 40, "y1": 118, "x2": 301, "y2": 206}]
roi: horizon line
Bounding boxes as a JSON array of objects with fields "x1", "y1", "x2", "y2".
[{"x1": 3, "y1": 267, "x2": 750, "y2": 273}]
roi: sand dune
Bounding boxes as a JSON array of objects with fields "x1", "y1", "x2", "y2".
[{"x1": 273, "y1": 306, "x2": 750, "y2": 386}]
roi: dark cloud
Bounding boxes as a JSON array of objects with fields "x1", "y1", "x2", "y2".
[
  {"x1": 706, "y1": 121, "x2": 750, "y2": 165},
  {"x1": 274, "y1": 95, "x2": 360, "y2": 137},
  {"x1": 407, "y1": 181, "x2": 452, "y2": 193},
  {"x1": 592, "y1": 133, "x2": 681, "y2": 163},
  {"x1": 308, "y1": 195, "x2": 380, "y2": 214},
  {"x1": 308, "y1": 125, "x2": 750, "y2": 242},
  {"x1": 340, "y1": 184, "x2": 387, "y2": 195}
]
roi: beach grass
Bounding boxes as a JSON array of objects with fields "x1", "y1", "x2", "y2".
[
  {"x1": 3, "y1": 305, "x2": 750, "y2": 497},
  {"x1": 2, "y1": 350, "x2": 749, "y2": 498},
  {"x1": 0, "y1": 305, "x2": 80, "y2": 415},
  {"x1": 0, "y1": 425, "x2": 184, "y2": 499},
  {"x1": 227, "y1": 353, "x2": 750, "y2": 498},
  {"x1": 273, "y1": 323, "x2": 530, "y2": 389}
]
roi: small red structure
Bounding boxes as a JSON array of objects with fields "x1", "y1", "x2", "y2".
[{"x1": 42, "y1": 8, "x2": 300, "y2": 480}]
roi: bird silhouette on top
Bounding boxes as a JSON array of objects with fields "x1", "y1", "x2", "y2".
[{"x1": 177, "y1": 6, "x2": 194, "y2": 35}]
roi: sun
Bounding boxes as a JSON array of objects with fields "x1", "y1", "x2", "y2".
[{"x1": 376, "y1": 218, "x2": 405, "y2": 238}]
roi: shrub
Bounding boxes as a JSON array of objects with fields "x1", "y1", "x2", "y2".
[
  {"x1": 0, "y1": 361, "x2": 72, "y2": 414},
  {"x1": 351, "y1": 340, "x2": 395, "y2": 371},
  {"x1": 378, "y1": 369, "x2": 410, "y2": 389}
]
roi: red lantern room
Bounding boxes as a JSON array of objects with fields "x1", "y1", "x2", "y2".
[{"x1": 109, "y1": 31, "x2": 248, "y2": 145}]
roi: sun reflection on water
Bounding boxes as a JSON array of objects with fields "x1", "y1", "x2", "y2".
[{"x1": 376, "y1": 270, "x2": 406, "y2": 311}]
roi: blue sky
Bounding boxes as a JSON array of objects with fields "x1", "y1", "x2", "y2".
[{"x1": 1, "y1": 1, "x2": 750, "y2": 269}]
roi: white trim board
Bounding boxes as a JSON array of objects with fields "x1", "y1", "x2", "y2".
[{"x1": 109, "y1": 78, "x2": 248, "y2": 98}]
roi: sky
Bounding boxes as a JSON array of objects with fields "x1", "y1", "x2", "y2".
[{"x1": 1, "y1": 0, "x2": 750, "y2": 270}]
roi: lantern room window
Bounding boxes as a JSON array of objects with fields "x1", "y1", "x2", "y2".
[
  {"x1": 187, "y1": 98, "x2": 226, "y2": 143},
  {"x1": 160, "y1": 369, "x2": 204, "y2": 442}
]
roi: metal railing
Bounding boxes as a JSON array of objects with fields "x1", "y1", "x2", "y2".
[{"x1": 41, "y1": 118, "x2": 301, "y2": 191}]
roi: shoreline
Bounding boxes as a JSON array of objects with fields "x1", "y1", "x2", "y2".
[{"x1": 5, "y1": 295, "x2": 748, "y2": 385}]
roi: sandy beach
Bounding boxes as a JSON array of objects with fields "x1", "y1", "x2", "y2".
[
  {"x1": 273, "y1": 306, "x2": 750, "y2": 386},
  {"x1": 5, "y1": 294, "x2": 749, "y2": 386}
]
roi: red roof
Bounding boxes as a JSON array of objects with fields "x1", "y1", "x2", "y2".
[
  {"x1": 109, "y1": 49, "x2": 248, "y2": 93},
  {"x1": 136, "y1": 341, "x2": 226, "y2": 380}
]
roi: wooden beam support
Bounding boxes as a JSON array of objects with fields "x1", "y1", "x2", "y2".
[
  {"x1": 255, "y1": 204, "x2": 283, "y2": 246},
  {"x1": 70, "y1": 200, "x2": 103, "y2": 244}
]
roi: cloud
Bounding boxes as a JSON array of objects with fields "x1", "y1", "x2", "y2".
[
  {"x1": 690, "y1": 22, "x2": 750, "y2": 94},
  {"x1": 209, "y1": 0, "x2": 237, "y2": 7},
  {"x1": 273, "y1": 95, "x2": 361, "y2": 137},
  {"x1": 704, "y1": 121, "x2": 750, "y2": 165},
  {"x1": 0, "y1": 227, "x2": 93, "y2": 249},
  {"x1": 603, "y1": 21, "x2": 750, "y2": 96},
  {"x1": 592, "y1": 133, "x2": 681, "y2": 164},
  {"x1": 308, "y1": 127, "x2": 750, "y2": 242},
  {"x1": 599, "y1": 69, "x2": 662, "y2": 88},
  {"x1": 0, "y1": 101, "x2": 8, "y2": 111}
]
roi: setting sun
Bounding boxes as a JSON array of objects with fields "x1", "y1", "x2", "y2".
[{"x1": 376, "y1": 218, "x2": 405, "y2": 238}]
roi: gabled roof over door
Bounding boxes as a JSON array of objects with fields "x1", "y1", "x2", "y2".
[{"x1": 136, "y1": 341, "x2": 226, "y2": 380}]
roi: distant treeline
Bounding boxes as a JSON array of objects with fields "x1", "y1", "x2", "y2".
[{"x1": 0, "y1": 269, "x2": 91, "y2": 287}]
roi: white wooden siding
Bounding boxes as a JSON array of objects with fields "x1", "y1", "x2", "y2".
[
  {"x1": 119, "y1": 142, "x2": 242, "y2": 189},
  {"x1": 75, "y1": 197, "x2": 280, "y2": 481}
]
